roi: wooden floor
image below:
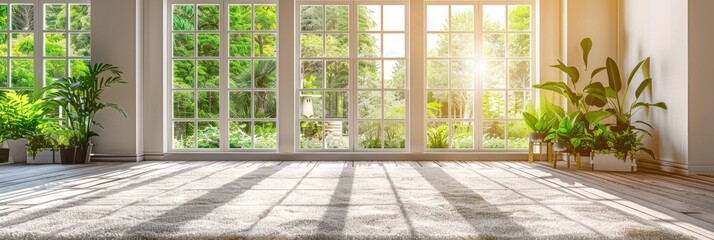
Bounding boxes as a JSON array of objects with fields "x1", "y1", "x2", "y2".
[{"x1": 0, "y1": 160, "x2": 712, "y2": 239}]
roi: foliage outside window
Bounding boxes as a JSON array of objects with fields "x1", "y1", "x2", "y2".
[{"x1": 0, "y1": 3, "x2": 35, "y2": 95}]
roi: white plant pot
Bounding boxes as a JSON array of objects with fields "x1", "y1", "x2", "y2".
[
  {"x1": 27, "y1": 149, "x2": 61, "y2": 164},
  {"x1": 591, "y1": 153, "x2": 637, "y2": 172}
]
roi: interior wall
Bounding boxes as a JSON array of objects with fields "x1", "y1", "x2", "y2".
[
  {"x1": 143, "y1": 0, "x2": 165, "y2": 159},
  {"x1": 687, "y1": 0, "x2": 714, "y2": 174}
]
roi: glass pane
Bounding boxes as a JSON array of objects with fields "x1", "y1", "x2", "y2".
[
  {"x1": 451, "y1": 60, "x2": 474, "y2": 89},
  {"x1": 384, "y1": 121, "x2": 406, "y2": 149},
  {"x1": 70, "y1": 4, "x2": 90, "y2": 30},
  {"x1": 0, "y1": 34, "x2": 6, "y2": 56},
  {"x1": 426, "y1": 34, "x2": 448, "y2": 58},
  {"x1": 450, "y1": 91, "x2": 474, "y2": 119},
  {"x1": 230, "y1": 91, "x2": 251, "y2": 118},
  {"x1": 427, "y1": 122, "x2": 448, "y2": 149},
  {"x1": 173, "y1": 33, "x2": 195, "y2": 57},
  {"x1": 325, "y1": 34, "x2": 348, "y2": 58},
  {"x1": 11, "y1": 60, "x2": 33, "y2": 88},
  {"x1": 484, "y1": 60, "x2": 506, "y2": 89},
  {"x1": 426, "y1": 60, "x2": 448, "y2": 89},
  {"x1": 384, "y1": 91, "x2": 406, "y2": 119},
  {"x1": 254, "y1": 5, "x2": 277, "y2": 30},
  {"x1": 358, "y1": 5, "x2": 380, "y2": 31},
  {"x1": 451, "y1": 5, "x2": 474, "y2": 31},
  {"x1": 325, "y1": 5, "x2": 348, "y2": 31},
  {"x1": 300, "y1": 6, "x2": 323, "y2": 31},
  {"x1": 45, "y1": 4, "x2": 67, "y2": 30},
  {"x1": 173, "y1": 122, "x2": 195, "y2": 149},
  {"x1": 254, "y1": 121, "x2": 277, "y2": 149},
  {"x1": 197, "y1": 91, "x2": 220, "y2": 118},
  {"x1": 483, "y1": 5, "x2": 505, "y2": 31},
  {"x1": 451, "y1": 34, "x2": 474, "y2": 57},
  {"x1": 254, "y1": 33, "x2": 276, "y2": 57},
  {"x1": 384, "y1": 60, "x2": 406, "y2": 89},
  {"x1": 69, "y1": 60, "x2": 89, "y2": 77},
  {"x1": 508, "y1": 91, "x2": 531, "y2": 119},
  {"x1": 173, "y1": 91, "x2": 195, "y2": 118},
  {"x1": 358, "y1": 91, "x2": 382, "y2": 119},
  {"x1": 358, "y1": 34, "x2": 380, "y2": 57},
  {"x1": 229, "y1": 34, "x2": 251, "y2": 57},
  {"x1": 325, "y1": 121, "x2": 348, "y2": 149},
  {"x1": 197, "y1": 33, "x2": 219, "y2": 57},
  {"x1": 254, "y1": 91, "x2": 277, "y2": 118},
  {"x1": 358, "y1": 60, "x2": 380, "y2": 89},
  {"x1": 508, "y1": 33, "x2": 531, "y2": 57},
  {"x1": 301, "y1": 34, "x2": 323, "y2": 58},
  {"x1": 229, "y1": 121, "x2": 252, "y2": 149},
  {"x1": 326, "y1": 60, "x2": 349, "y2": 89},
  {"x1": 229, "y1": 5, "x2": 251, "y2": 31},
  {"x1": 45, "y1": 59, "x2": 67, "y2": 84},
  {"x1": 0, "y1": 5, "x2": 7, "y2": 30},
  {"x1": 483, "y1": 121, "x2": 505, "y2": 149},
  {"x1": 426, "y1": 5, "x2": 448, "y2": 31},
  {"x1": 11, "y1": 33, "x2": 33, "y2": 57},
  {"x1": 484, "y1": 34, "x2": 505, "y2": 58},
  {"x1": 45, "y1": 33, "x2": 66, "y2": 57},
  {"x1": 197, "y1": 5, "x2": 219, "y2": 30},
  {"x1": 452, "y1": 122, "x2": 474, "y2": 149},
  {"x1": 11, "y1": 4, "x2": 33, "y2": 30},
  {"x1": 69, "y1": 33, "x2": 90, "y2": 57},
  {"x1": 173, "y1": 60, "x2": 194, "y2": 89},
  {"x1": 383, "y1": 5, "x2": 405, "y2": 31},
  {"x1": 383, "y1": 34, "x2": 405, "y2": 58},
  {"x1": 197, "y1": 60, "x2": 219, "y2": 88},
  {"x1": 509, "y1": 60, "x2": 531, "y2": 88},
  {"x1": 426, "y1": 91, "x2": 448, "y2": 119},
  {"x1": 299, "y1": 91, "x2": 323, "y2": 118},
  {"x1": 325, "y1": 91, "x2": 348, "y2": 118},
  {"x1": 173, "y1": 5, "x2": 195, "y2": 31},
  {"x1": 197, "y1": 121, "x2": 220, "y2": 148},
  {"x1": 358, "y1": 121, "x2": 381, "y2": 149},
  {"x1": 508, "y1": 121, "x2": 529, "y2": 149},
  {"x1": 254, "y1": 60, "x2": 277, "y2": 89},
  {"x1": 508, "y1": 5, "x2": 531, "y2": 31},
  {"x1": 483, "y1": 91, "x2": 505, "y2": 119},
  {"x1": 300, "y1": 121, "x2": 323, "y2": 149},
  {"x1": 0, "y1": 60, "x2": 6, "y2": 87},
  {"x1": 301, "y1": 60, "x2": 323, "y2": 89},
  {"x1": 229, "y1": 60, "x2": 251, "y2": 89}
]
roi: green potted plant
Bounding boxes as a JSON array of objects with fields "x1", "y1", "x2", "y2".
[
  {"x1": 45, "y1": 63, "x2": 126, "y2": 164},
  {"x1": 522, "y1": 105, "x2": 557, "y2": 143},
  {"x1": 589, "y1": 128, "x2": 650, "y2": 172},
  {"x1": 545, "y1": 112, "x2": 587, "y2": 168},
  {"x1": 0, "y1": 91, "x2": 50, "y2": 163}
]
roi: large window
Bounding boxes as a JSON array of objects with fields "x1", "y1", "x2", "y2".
[
  {"x1": 169, "y1": 1, "x2": 278, "y2": 151},
  {"x1": 297, "y1": 1, "x2": 408, "y2": 151}
]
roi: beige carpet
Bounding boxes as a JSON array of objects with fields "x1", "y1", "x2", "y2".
[{"x1": 0, "y1": 162, "x2": 694, "y2": 239}]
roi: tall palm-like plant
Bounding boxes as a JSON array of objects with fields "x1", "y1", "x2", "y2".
[{"x1": 45, "y1": 63, "x2": 126, "y2": 146}]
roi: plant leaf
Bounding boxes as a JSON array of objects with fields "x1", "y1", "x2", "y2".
[
  {"x1": 634, "y1": 120, "x2": 653, "y2": 129},
  {"x1": 627, "y1": 59, "x2": 645, "y2": 86},
  {"x1": 591, "y1": 67, "x2": 606, "y2": 79},
  {"x1": 606, "y1": 57, "x2": 622, "y2": 92},
  {"x1": 552, "y1": 60, "x2": 580, "y2": 84},
  {"x1": 584, "y1": 111, "x2": 612, "y2": 125},
  {"x1": 584, "y1": 82, "x2": 607, "y2": 107},
  {"x1": 581, "y1": 38, "x2": 592, "y2": 70},
  {"x1": 639, "y1": 147, "x2": 656, "y2": 159},
  {"x1": 635, "y1": 78, "x2": 652, "y2": 99},
  {"x1": 633, "y1": 102, "x2": 667, "y2": 110}
]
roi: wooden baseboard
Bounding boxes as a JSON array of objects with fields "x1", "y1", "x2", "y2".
[{"x1": 637, "y1": 159, "x2": 690, "y2": 175}]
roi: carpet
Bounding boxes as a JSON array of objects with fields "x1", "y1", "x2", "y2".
[{"x1": 0, "y1": 163, "x2": 695, "y2": 239}]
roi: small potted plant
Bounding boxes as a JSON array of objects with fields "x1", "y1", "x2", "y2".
[
  {"x1": 0, "y1": 91, "x2": 50, "y2": 163},
  {"x1": 590, "y1": 128, "x2": 652, "y2": 172},
  {"x1": 45, "y1": 63, "x2": 126, "y2": 164},
  {"x1": 523, "y1": 105, "x2": 557, "y2": 143},
  {"x1": 546, "y1": 113, "x2": 586, "y2": 168}
]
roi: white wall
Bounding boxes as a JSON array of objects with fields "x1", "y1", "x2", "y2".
[{"x1": 687, "y1": 0, "x2": 714, "y2": 173}]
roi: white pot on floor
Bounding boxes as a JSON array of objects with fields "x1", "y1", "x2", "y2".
[{"x1": 591, "y1": 152, "x2": 636, "y2": 172}]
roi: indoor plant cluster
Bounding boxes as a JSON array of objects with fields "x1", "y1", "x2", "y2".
[
  {"x1": 525, "y1": 38, "x2": 667, "y2": 171},
  {"x1": 0, "y1": 63, "x2": 125, "y2": 164}
]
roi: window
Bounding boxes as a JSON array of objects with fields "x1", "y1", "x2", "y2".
[
  {"x1": 297, "y1": 1, "x2": 408, "y2": 151},
  {"x1": 425, "y1": 2, "x2": 533, "y2": 151},
  {"x1": 169, "y1": 1, "x2": 278, "y2": 151},
  {"x1": 1, "y1": 3, "x2": 35, "y2": 94}
]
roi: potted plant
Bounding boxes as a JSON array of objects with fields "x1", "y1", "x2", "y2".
[
  {"x1": 545, "y1": 112, "x2": 587, "y2": 168},
  {"x1": 45, "y1": 63, "x2": 126, "y2": 164},
  {"x1": 0, "y1": 91, "x2": 50, "y2": 164},
  {"x1": 590, "y1": 128, "x2": 651, "y2": 172},
  {"x1": 522, "y1": 105, "x2": 557, "y2": 143}
]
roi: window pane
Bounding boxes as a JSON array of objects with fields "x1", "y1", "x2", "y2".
[
  {"x1": 300, "y1": 121, "x2": 323, "y2": 149},
  {"x1": 70, "y1": 4, "x2": 90, "y2": 30},
  {"x1": 326, "y1": 60, "x2": 348, "y2": 89},
  {"x1": 450, "y1": 91, "x2": 474, "y2": 119},
  {"x1": 254, "y1": 60, "x2": 276, "y2": 89},
  {"x1": 229, "y1": 33, "x2": 251, "y2": 57},
  {"x1": 45, "y1": 33, "x2": 66, "y2": 57},
  {"x1": 197, "y1": 60, "x2": 219, "y2": 88},
  {"x1": 508, "y1": 60, "x2": 531, "y2": 88},
  {"x1": 451, "y1": 60, "x2": 474, "y2": 89},
  {"x1": 483, "y1": 91, "x2": 505, "y2": 119},
  {"x1": 11, "y1": 4, "x2": 33, "y2": 31},
  {"x1": 69, "y1": 33, "x2": 90, "y2": 57},
  {"x1": 358, "y1": 5, "x2": 380, "y2": 31},
  {"x1": 254, "y1": 5, "x2": 276, "y2": 30},
  {"x1": 300, "y1": 6, "x2": 323, "y2": 31},
  {"x1": 358, "y1": 91, "x2": 382, "y2": 119},
  {"x1": 426, "y1": 34, "x2": 448, "y2": 58},
  {"x1": 69, "y1": 60, "x2": 89, "y2": 77},
  {"x1": 508, "y1": 33, "x2": 530, "y2": 57},
  {"x1": 426, "y1": 60, "x2": 448, "y2": 89},
  {"x1": 197, "y1": 5, "x2": 219, "y2": 30},
  {"x1": 0, "y1": 34, "x2": 6, "y2": 56},
  {"x1": 229, "y1": 60, "x2": 251, "y2": 89},
  {"x1": 508, "y1": 91, "x2": 531, "y2": 119},
  {"x1": 358, "y1": 34, "x2": 380, "y2": 57},
  {"x1": 11, "y1": 59, "x2": 33, "y2": 88},
  {"x1": 229, "y1": 91, "x2": 251, "y2": 118},
  {"x1": 384, "y1": 60, "x2": 406, "y2": 89},
  {"x1": 229, "y1": 121, "x2": 252, "y2": 149},
  {"x1": 384, "y1": 121, "x2": 406, "y2": 149},
  {"x1": 0, "y1": 60, "x2": 6, "y2": 87},
  {"x1": 326, "y1": 121, "x2": 348, "y2": 149},
  {"x1": 383, "y1": 5, "x2": 405, "y2": 31},
  {"x1": 300, "y1": 91, "x2": 323, "y2": 119},
  {"x1": 426, "y1": 91, "x2": 448, "y2": 119},
  {"x1": 197, "y1": 121, "x2": 220, "y2": 148},
  {"x1": 173, "y1": 91, "x2": 195, "y2": 118},
  {"x1": 358, "y1": 121, "x2": 381, "y2": 149},
  {"x1": 173, "y1": 122, "x2": 196, "y2": 149},
  {"x1": 426, "y1": 5, "x2": 448, "y2": 31},
  {"x1": 11, "y1": 33, "x2": 33, "y2": 57},
  {"x1": 451, "y1": 33, "x2": 473, "y2": 57},
  {"x1": 173, "y1": 5, "x2": 195, "y2": 31},
  {"x1": 301, "y1": 60, "x2": 323, "y2": 89},
  {"x1": 483, "y1": 5, "x2": 505, "y2": 31},
  {"x1": 197, "y1": 91, "x2": 220, "y2": 118},
  {"x1": 173, "y1": 60, "x2": 194, "y2": 89},
  {"x1": 45, "y1": 4, "x2": 67, "y2": 30},
  {"x1": 173, "y1": 33, "x2": 195, "y2": 57},
  {"x1": 197, "y1": 33, "x2": 219, "y2": 57},
  {"x1": 452, "y1": 122, "x2": 474, "y2": 149},
  {"x1": 427, "y1": 122, "x2": 448, "y2": 149},
  {"x1": 301, "y1": 34, "x2": 323, "y2": 58},
  {"x1": 358, "y1": 60, "x2": 380, "y2": 89},
  {"x1": 254, "y1": 91, "x2": 276, "y2": 118},
  {"x1": 484, "y1": 60, "x2": 506, "y2": 89},
  {"x1": 325, "y1": 91, "x2": 348, "y2": 118},
  {"x1": 508, "y1": 121, "x2": 528, "y2": 149},
  {"x1": 484, "y1": 33, "x2": 505, "y2": 58},
  {"x1": 384, "y1": 91, "x2": 406, "y2": 119},
  {"x1": 483, "y1": 121, "x2": 505, "y2": 149},
  {"x1": 229, "y1": 5, "x2": 250, "y2": 31},
  {"x1": 325, "y1": 34, "x2": 348, "y2": 58},
  {"x1": 254, "y1": 121, "x2": 277, "y2": 149},
  {"x1": 254, "y1": 33, "x2": 276, "y2": 57},
  {"x1": 0, "y1": 5, "x2": 7, "y2": 30},
  {"x1": 325, "y1": 6, "x2": 348, "y2": 31},
  {"x1": 45, "y1": 59, "x2": 67, "y2": 84},
  {"x1": 451, "y1": 5, "x2": 474, "y2": 31},
  {"x1": 508, "y1": 5, "x2": 531, "y2": 31},
  {"x1": 383, "y1": 34, "x2": 405, "y2": 58}
]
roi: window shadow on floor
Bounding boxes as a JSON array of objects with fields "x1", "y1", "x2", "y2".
[{"x1": 316, "y1": 166, "x2": 355, "y2": 236}]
